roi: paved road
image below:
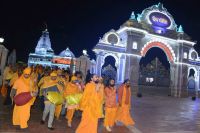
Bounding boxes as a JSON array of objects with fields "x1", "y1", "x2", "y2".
[
  {"x1": 0, "y1": 96, "x2": 133, "y2": 133},
  {"x1": 132, "y1": 94, "x2": 200, "y2": 133},
  {"x1": 1, "y1": 94, "x2": 200, "y2": 133}
]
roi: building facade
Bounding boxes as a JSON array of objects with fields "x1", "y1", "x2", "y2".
[
  {"x1": 28, "y1": 29, "x2": 76, "y2": 71},
  {"x1": 75, "y1": 50, "x2": 96, "y2": 81},
  {"x1": 93, "y1": 3, "x2": 199, "y2": 97}
]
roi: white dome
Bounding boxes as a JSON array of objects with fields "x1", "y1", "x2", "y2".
[{"x1": 59, "y1": 48, "x2": 75, "y2": 58}]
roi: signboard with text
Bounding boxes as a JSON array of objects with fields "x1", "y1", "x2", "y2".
[
  {"x1": 148, "y1": 12, "x2": 171, "y2": 34},
  {"x1": 149, "y1": 12, "x2": 171, "y2": 28}
]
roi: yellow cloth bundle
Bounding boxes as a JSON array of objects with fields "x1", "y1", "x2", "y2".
[
  {"x1": 65, "y1": 93, "x2": 82, "y2": 106},
  {"x1": 46, "y1": 92, "x2": 64, "y2": 105},
  {"x1": 5, "y1": 72, "x2": 13, "y2": 80}
]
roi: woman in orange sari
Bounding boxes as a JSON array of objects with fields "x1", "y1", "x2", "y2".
[{"x1": 115, "y1": 79, "x2": 135, "y2": 126}]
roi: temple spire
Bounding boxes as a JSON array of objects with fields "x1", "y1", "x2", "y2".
[
  {"x1": 35, "y1": 27, "x2": 53, "y2": 54},
  {"x1": 157, "y1": 2, "x2": 164, "y2": 10},
  {"x1": 44, "y1": 22, "x2": 48, "y2": 31}
]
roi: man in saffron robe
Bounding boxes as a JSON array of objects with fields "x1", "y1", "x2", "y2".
[
  {"x1": 76, "y1": 74, "x2": 102, "y2": 133},
  {"x1": 2, "y1": 64, "x2": 12, "y2": 96},
  {"x1": 75, "y1": 71, "x2": 85, "y2": 91},
  {"x1": 115, "y1": 79, "x2": 135, "y2": 126},
  {"x1": 40, "y1": 72, "x2": 60, "y2": 130},
  {"x1": 10, "y1": 67, "x2": 22, "y2": 105},
  {"x1": 54, "y1": 69, "x2": 65, "y2": 120},
  {"x1": 10, "y1": 68, "x2": 20, "y2": 87},
  {"x1": 104, "y1": 78, "x2": 117, "y2": 132},
  {"x1": 96, "y1": 76, "x2": 104, "y2": 118},
  {"x1": 38, "y1": 68, "x2": 50, "y2": 110},
  {"x1": 10, "y1": 67, "x2": 37, "y2": 130},
  {"x1": 64, "y1": 76, "x2": 81, "y2": 127},
  {"x1": 2, "y1": 65, "x2": 13, "y2": 105}
]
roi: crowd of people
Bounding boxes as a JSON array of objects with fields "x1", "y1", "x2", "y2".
[{"x1": 0, "y1": 63, "x2": 135, "y2": 133}]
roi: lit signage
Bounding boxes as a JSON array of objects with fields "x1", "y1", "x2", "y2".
[
  {"x1": 52, "y1": 58, "x2": 71, "y2": 65},
  {"x1": 149, "y1": 12, "x2": 171, "y2": 27}
]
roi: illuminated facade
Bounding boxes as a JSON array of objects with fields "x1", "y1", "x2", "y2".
[
  {"x1": 93, "y1": 3, "x2": 199, "y2": 97},
  {"x1": 28, "y1": 29, "x2": 76, "y2": 70},
  {"x1": 75, "y1": 52, "x2": 97, "y2": 81}
]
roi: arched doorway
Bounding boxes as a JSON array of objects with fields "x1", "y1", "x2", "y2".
[
  {"x1": 139, "y1": 47, "x2": 171, "y2": 96},
  {"x1": 101, "y1": 56, "x2": 117, "y2": 85}
]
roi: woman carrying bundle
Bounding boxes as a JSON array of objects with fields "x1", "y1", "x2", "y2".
[{"x1": 40, "y1": 72, "x2": 62, "y2": 130}]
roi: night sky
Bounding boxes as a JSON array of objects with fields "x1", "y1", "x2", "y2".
[{"x1": 0, "y1": 0, "x2": 200, "y2": 65}]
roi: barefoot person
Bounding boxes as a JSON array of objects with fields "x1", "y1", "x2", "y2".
[
  {"x1": 104, "y1": 78, "x2": 117, "y2": 132},
  {"x1": 64, "y1": 76, "x2": 81, "y2": 127},
  {"x1": 76, "y1": 74, "x2": 102, "y2": 133},
  {"x1": 115, "y1": 79, "x2": 135, "y2": 126}
]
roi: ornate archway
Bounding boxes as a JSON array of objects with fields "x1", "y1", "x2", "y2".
[
  {"x1": 141, "y1": 41, "x2": 176, "y2": 63},
  {"x1": 139, "y1": 42, "x2": 172, "y2": 95},
  {"x1": 101, "y1": 53, "x2": 119, "y2": 68}
]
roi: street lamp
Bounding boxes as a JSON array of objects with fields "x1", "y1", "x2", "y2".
[
  {"x1": 0, "y1": 37, "x2": 4, "y2": 43},
  {"x1": 82, "y1": 49, "x2": 88, "y2": 56}
]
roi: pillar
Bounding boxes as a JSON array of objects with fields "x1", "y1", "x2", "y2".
[
  {"x1": 129, "y1": 55, "x2": 141, "y2": 95},
  {"x1": 171, "y1": 63, "x2": 188, "y2": 97}
]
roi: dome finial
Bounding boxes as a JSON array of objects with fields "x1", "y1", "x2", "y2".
[
  {"x1": 157, "y1": 2, "x2": 163, "y2": 7},
  {"x1": 137, "y1": 14, "x2": 142, "y2": 22},
  {"x1": 156, "y1": 2, "x2": 164, "y2": 11},
  {"x1": 130, "y1": 11, "x2": 136, "y2": 20},
  {"x1": 44, "y1": 22, "x2": 48, "y2": 31},
  {"x1": 83, "y1": 49, "x2": 88, "y2": 56},
  {"x1": 177, "y1": 25, "x2": 184, "y2": 33}
]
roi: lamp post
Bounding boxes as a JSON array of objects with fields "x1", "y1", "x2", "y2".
[
  {"x1": 0, "y1": 37, "x2": 4, "y2": 43},
  {"x1": 0, "y1": 37, "x2": 4, "y2": 85}
]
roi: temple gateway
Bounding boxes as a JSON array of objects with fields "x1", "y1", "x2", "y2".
[{"x1": 93, "y1": 3, "x2": 199, "y2": 97}]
